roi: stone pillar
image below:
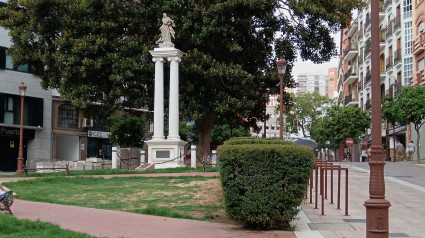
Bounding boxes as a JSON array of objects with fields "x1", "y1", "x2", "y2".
[
  {"x1": 168, "y1": 57, "x2": 181, "y2": 140},
  {"x1": 191, "y1": 145, "x2": 197, "y2": 168},
  {"x1": 152, "y1": 57, "x2": 165, "y2": 140},
  {"x1": 112, "y1": 146, "x2": 118, "y2": 169},
  {"x1": 140, "y1": 150, "x2": 145, "y2": 166},
  {"x1": 212, "y1": 150, "x2": 217, "y2": 167}
]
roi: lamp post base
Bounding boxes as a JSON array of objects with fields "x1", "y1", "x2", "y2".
[
  {"x1": 16, "y1": 157, "x2": 24, "y2": 175},
  {"x1": 364, "y1": 198, "x2": 391, "y2": 238}
]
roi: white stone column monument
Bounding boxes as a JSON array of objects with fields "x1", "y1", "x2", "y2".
[{"x1": 145, "y1": 13, "x2": 187, "y2": 169}]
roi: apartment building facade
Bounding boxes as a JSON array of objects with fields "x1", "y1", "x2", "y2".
[
  {"x1": 0, "y1": 0, "x2": 53, "y2": 171},
  {"x1": 409, "y1": 0, "x2": 425, "y2": 160},
  {"x1": 339, "y1": 0, "x2": 413, "y2": 160}
]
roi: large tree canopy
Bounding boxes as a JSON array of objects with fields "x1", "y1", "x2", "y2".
[{"x1": 0, "y1": 0, "x2": 364, "y2": 157}]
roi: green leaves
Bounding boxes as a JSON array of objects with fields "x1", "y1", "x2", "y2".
[
  {"x1": 311, "y1": 106, "x2": 370, "y2": 148},
  {"x1": 108, "y1": 112, "x2": 145, "y2": 147}
]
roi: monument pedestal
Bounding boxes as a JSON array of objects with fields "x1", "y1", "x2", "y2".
[{"x1": 146, "y1": 139, "x2": 187, "y2": 169}]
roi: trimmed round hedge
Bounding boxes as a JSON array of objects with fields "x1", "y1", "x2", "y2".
[{"x1": 218, "y1": 142, "x2": 313, "y2": 230}]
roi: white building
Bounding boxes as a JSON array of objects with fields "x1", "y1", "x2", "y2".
[
  {"x1": 297, "y1": 73, "x2": 328, "y2": 96},
  {"x1": 0, "y1": 0, "x2": 53, "y2": 171}
]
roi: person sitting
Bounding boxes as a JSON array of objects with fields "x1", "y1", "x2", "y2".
[{"x1": 0, "y1": 182, "x2": 19, "y2": 214}]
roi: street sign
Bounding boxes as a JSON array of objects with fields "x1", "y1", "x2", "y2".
[
  {"x1": 346, "y1": 138, "x2": 354, "y2": 146},
  {"x1": 326, "y1": 141, "x2": 330, "y2": 145}
]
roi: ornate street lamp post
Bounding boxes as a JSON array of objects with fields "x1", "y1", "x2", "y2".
[
  {"x1": 16, "y1": 82, "x2": 27, "y2": 174},
  {"x1": 276, "y1": 58, "x2": 287, "y2": 140},
  {"x1": 364, "y1": 0, "x2": 391, "y2": 237},
  {"x1": 263, "y1": 91, "x2": 268, "y2": 138}
]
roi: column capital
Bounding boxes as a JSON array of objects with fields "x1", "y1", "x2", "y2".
[
  {"x1": 152, "y1": 57, "x2": 164, "y2": 63},
  {"x1": 167, "y1": 57, "x2": 181, "y2": 63}
]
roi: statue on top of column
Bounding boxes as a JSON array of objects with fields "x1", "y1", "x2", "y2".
[{"x1": 156, "y1": 13, "x2": 175, "y2": 48}]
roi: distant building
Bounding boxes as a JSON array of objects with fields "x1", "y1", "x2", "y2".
[
  {"x1": 328, "y1": 67, "x2": 338, "y2": 98},
  {"x1": 296, "y1": 73, "x2": 328, "y2": 96}
]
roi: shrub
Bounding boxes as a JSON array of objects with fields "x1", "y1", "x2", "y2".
[{"x1": 218, "y1": 141, "x2": 313, "y2": 230}]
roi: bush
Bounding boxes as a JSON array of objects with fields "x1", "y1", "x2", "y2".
[{"x1": 218, "y1": 140, "x2": 313, "y2": 230}]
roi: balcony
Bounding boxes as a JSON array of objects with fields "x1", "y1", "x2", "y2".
[
  {"x1": 358, "y1": 54, "x2": 364, "y2": 67},
  {"x1": 393, "y1": 82, "x2": 402, "y2": 96},
  {"x1": 385, "y1": 23, "x2": 393, "y2": 42},
  {"x1": 365, "y1": 99, "x2": 371, "y2": 110},
  {"x1": 343, "y1": 43, "x2": 358, "y2": 61},
  {"x1": 364, "y1": 15, "x2": 371, "y2": 34},
  {"x1": 393, "y1": 15, "x2": 401, "y2": 35},
  {"x1": 385, "y1": 84, "x2": 394, "y2": 97},
  {"x1": 364, "y1": 40, "x2": 371, "y2": 61},
  {"x1": 379, "y1": 1, "x2": 386, "y2": 21},
  {"x1": 344, "y1": 93, "x2": 359, "y2": 107},
  {"x1": 346, "y1": 20, "x2": 358, "y2": 38},
  {"x1": 393, "y1": 49, "x2": 401, "y2": 67},
  {"x1": 386, "y1": 56, "x2": 393, "y2": 72},
  {"x1": 413, "y1": 32, "x2": 425, "y2": 55},
  {"x1": 380, "y1": 30, "x2": 386, "y2": 52},
  {"x1": 410, "y1": 70, "x2": 425, "y2": 86},
  {"x1": 344, "y1": 68, "x2": 358, "y2": 85},
  {"x1": 365, "y1": 71, "x2": 371, "y2": 86},
  {"x1": 384, "y1": 0, "x2": 392, "y2": 11}
]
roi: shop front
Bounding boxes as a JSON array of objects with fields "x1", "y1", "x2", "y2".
[
  {"x1": 0, "y1": 126, "x2": 34, "y2": 171},
  {"x1": 87, "y1": 130, "x2": 112, "y2": 160}
]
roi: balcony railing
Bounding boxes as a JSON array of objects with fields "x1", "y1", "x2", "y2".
[
  {"x1": 413, "y1": 32, "x2": 425, "y2": 55},
  {"x1": 358, "y1": 54, "x2": 364, "y2": 66},
  {"x1": 364, "y1": 15, "x2": 371, "y2": 33},
  {"x1": 365, "y1": 99, "x2": 371, "y2": 110},
  {"x1": 365, "y1": 71, "x2": 371, "y2": 85},
  {"x1": 385, "y1": 23, "x2": 393, "y2": 39},
  {"x1": 386, "y1": 56, "x2": 393, "y2": 71},
  {"x1": 379, "y1": 0, "x2": 385, "y2": 12},
  {"x1": 343, "y1": 43, "x2": 358, "y2": 58},
  {"x1": 393, "y1": 15, "x2": 401, "y2": 33},
  {"x1": 344, "y1": 69, "x2": 358, "y2": 82},
  {"x1": 410, "y1": 70, "x2": 425, "y2": 86},
  {"x1": 344, "y1": 93, "x2": 358, "y2": 106},
  {"x1": 364, "y1": 41, "x2": 371, "y2": 58},
  {"x1": 384, "y1": 0, "x2": 392, "y2": 9},
  {"x1": 394, "y1": 48, "x2": 401, "y2": 65},
  {"x1": 393, "y1": 82, "x2": 402, "y2": 95},
  {"x1": 380, "y1": 29, "x2": 386, "y2": 42}
]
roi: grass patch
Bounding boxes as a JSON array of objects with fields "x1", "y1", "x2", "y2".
[
  {"x1": 0, "y1": 214, "x2": 99, "y2": 238},
  {"x1": 3, "y1": 175, "x2": 224, "y2": 221},
  {"x1": 0, "y1": 167, "x2": 219, "y2": 178}
]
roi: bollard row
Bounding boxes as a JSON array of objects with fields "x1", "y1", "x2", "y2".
[{"x1": 307, "y1": 158, "x2": 349, "y2": 216}]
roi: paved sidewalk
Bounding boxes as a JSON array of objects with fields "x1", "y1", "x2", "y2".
[{"x1": 296, "y1": 162, "x2": 425, "y2": 238}]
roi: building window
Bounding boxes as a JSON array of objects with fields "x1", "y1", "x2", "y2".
[
  {"x1": 404, "y1": 0, "x2": 412, "y2": 19},
  {"x1": 0, "y1": 47, "x2": 32, "y2": 73},
  {"x1": 405, "y1": 22, "x2": 412, "y2": 54},
  {"x1": 58, "y1": 104, "x2": 78, "y2": 129},
  {"x1": 404, "y1": 57, "x2": 413, "y2": 86},
  {"x1": 3, "y1": 96, "x2": 14, "y2": 124}
]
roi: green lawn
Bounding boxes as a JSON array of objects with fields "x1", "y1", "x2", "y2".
[
  {"x1": 3, "y1": 175, "x2": 224, "y2": 221},
  {"x1": 0, "y1": 167, "x2": 219, "y2": 178},
  {"x1": 0, "y1": 214, "x2": 100, "y2": 238}
]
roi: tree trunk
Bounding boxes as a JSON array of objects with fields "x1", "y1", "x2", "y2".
[
  {"x1": 195, "y1": 113, "x2": 217, "y2": 162},
  {"x1": 416, "y1": 125, "x2": 421, "y2": 164}
]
